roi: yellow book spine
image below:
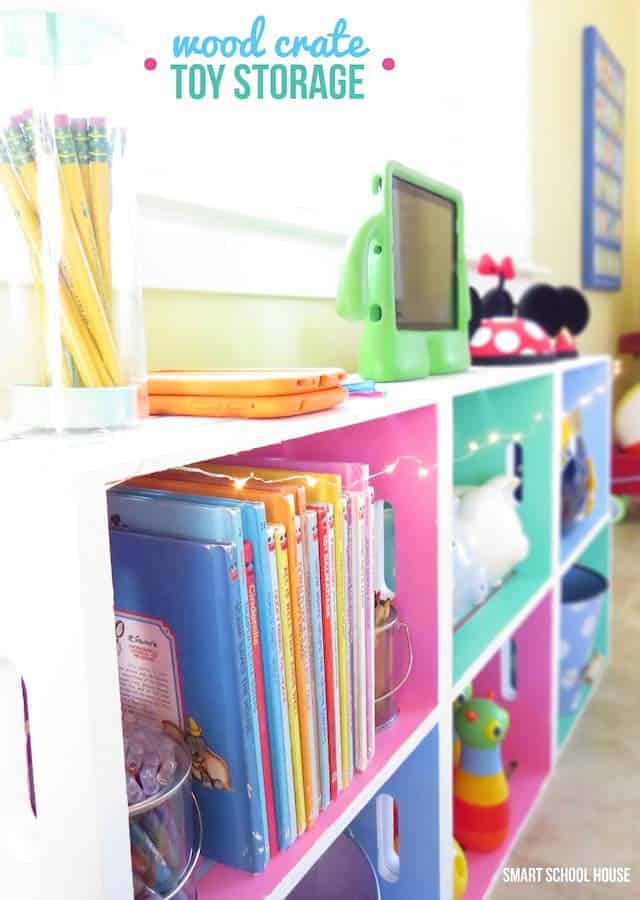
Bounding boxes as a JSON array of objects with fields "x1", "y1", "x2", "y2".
[
  {"x1": 203, "y1": 464, "x2": 341, "y2": 808},
  {"x1": 274, "y1": 525, "x2": 307, "y2": 836},
  {"x1": 330, "y1": 496, "x2": 351, "y2": 786}
]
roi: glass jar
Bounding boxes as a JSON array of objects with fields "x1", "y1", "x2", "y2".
[
  {"x1": 0, "y1": 11, "x2": 147, "y2": 431},
  {"x1": 125, "y1": 718, "x2": 202, "y2": 900}
]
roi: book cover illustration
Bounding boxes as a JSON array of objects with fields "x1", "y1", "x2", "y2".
[
  {"x1": 110, "y1": 530, "x2": 269, "y2": 873},
  {"x1": 108, "y1": 488, "x2": 287, "y2": 850}
]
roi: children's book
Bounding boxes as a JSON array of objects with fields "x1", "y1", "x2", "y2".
[
  {"x1": 242, "y1": 539, "x2": 279, "y2": 851},
  {"x1": 110, "y1": 531, "x2": 269, "y2": 873},
  {"x1": 365, "y1": 485, "x2": 376, "y2": 764},
  {"x1": 266, "y1": 525, "x2": 298, "y2": 835},
  {"x1": 347, "y1": 491, "x2": 368, "y2": 772},
  {"x1": 232, "y1": 456, "x2": 375, "y2": 766},
  {"x1": 210, "y1": 461, "x2": 350, "y2": 789},
  {"x1": 307, "y1": 503, "x2": 340, "y2": 799},
  {"x1": 129, "y1": 471, "x2": 315, "y2": 829},
  {"x1": 272, "y1": 523, "x2": 307, "y2": 835},
  {"x1": 294, "y1": 513, "x2": 320, "y2": 822},
  {"x1": 342, "y1": 495, "x2": 355, "y2": 783},
  {"x1": 304, "y1": 510, "x2": 330, "y2": 810},
  {"x1": 108, "y1": 488, "x2": 289, "y2": 850}
]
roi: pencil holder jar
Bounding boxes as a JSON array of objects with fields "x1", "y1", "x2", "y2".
[
  {"x1": 125, "y1": 719, "x2": 202, "y2": 899},
  {"x1": 0, "y1": 11, "x2": 147, "y2": 432}
]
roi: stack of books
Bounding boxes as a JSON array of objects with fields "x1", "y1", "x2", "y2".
[{"x1": 109, "y1": 456, "x2": 382, "y2": 874}]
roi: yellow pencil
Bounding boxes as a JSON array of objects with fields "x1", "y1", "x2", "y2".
[
  {"x1": 55, "y1": 115, "x2": 106, "y2": 300},
  {"x1": 52, "y1": 116, "x2": 120, "y2": 385},
  {"x1": 70, "y1": 117, "x2": 91, "y2": 201},
  {"x1": 0, "y1": 134, "x2": 106, "y2": 388},
  {"x1": 4, "y1": 118, "x2": 38, "y2": 208},
  {"x1": 87, "y1": 116, "x2": 112, "y2": 315}
]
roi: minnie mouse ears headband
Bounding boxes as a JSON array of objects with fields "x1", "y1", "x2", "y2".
[
  {"x1": 477, "y1": 254, "x2": 515, "y2": 281},
  {"x1": 469, "y1": 256, "x2": 591, "y2": 365},
  {"x1": 518, "y1": 284, "x2": 590, "y2": 338}
]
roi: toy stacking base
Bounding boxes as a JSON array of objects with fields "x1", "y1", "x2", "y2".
[
  {"x1": 454, "y1": 795, "x2": 509, "y2": 852},
  {"x1": 10, "y1": 385, "x2": 143, "y2": 431}
]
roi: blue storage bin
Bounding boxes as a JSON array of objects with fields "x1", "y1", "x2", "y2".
[{"x1": 559, "y1": 565, "x2": 608, "y2": 716}]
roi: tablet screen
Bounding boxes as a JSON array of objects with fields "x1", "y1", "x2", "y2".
[{"x1": 392, "y1": 175, "x2": 457, "y2": 331}]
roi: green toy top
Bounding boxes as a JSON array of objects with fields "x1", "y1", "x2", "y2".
[
  {"x1": 453, "y1": 683, "x2": 473, "y2": 713},
  {"x1": 454, "y1": 697, "x2": 510, "y2": 749},
  {"x1": 336, "y1": 160, "x2": 471, "y2": 382}
]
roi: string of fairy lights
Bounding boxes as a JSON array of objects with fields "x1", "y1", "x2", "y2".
[{"x1": 171, "y1": 379, "x2": 611, "y2": 490}]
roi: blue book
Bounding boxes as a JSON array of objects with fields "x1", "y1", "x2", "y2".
[
  {"x1": 109, "y1": 530, "x2": 269, "y2": 872},
  {"x1": 109, "y1": 487, "x2": 294, "y2": 852},
  {"x1": 305, "y1": 510, "x2": 330, "y2": 810}
]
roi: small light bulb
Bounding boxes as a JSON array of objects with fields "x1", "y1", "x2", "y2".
[
  {"x1": 234, "y1": 477, "x2": 248, "y2": 489},
  {"x1": 488, "y1": 431, "x2": 500, "y2": 445},
  {"x1": 468, "y1": 440, "x2": 480, "y2": 453},
  {"x1": 512, "y1": 432, "x2": 523, "y2": 442},
  {"x1": 418, "y1": 466, "x2": 429, "y2": 478},
  {"x1": 580, "y1": 394, "x2": 592, "y2": 407},
  {"x1": 385, "y1": 462, "x2": 397, "y2": 475},
  {"x1": 534, "y1": 412, "x2": 544, "y2": 423},
  {"x1": 306, "y1": 476, "x2": 317, "y2": 487}
]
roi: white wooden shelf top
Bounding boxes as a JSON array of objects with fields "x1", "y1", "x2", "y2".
[{"x1": 1, "y1": 357, "x2": 610, "y2": 485}]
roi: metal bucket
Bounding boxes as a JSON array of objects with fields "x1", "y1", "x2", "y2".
[
  {"x1": 289, "y1": 830, "x2": 381, "y2": 900},
  {"x1": 128, "y1": 734, "x2": 202, "y2": 899},
  {"x1": 559, "y1": 565, "x2": 608, "y2": 716},
  {"x1": 375, "y1": 605, "x2": 413, "y2": 731}
]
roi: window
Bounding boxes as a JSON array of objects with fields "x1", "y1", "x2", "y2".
[{"x1": 0, "y1": 1, "x2": 532, "y2": 295}]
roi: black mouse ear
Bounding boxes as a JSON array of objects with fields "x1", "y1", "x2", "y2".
[
  {"x1": 469, "y1": 286, "x2": 483, "y2": 337},
  {"x1": 483, "y1": 286, "x2": 515, "y2": 318},
  {"x1": 518, "y1": 283, "x2": 563, "y2": 335},
  {"x1": 556, "y1": 286, "x2": 590, "y2": 335}
]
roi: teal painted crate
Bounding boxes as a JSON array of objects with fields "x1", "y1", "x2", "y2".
[{"x1": 453, "y1": 376, "x2": 554, "y2": 684}]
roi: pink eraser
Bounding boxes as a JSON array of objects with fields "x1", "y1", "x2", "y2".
[
  {"x1": 22, "y1": 108, "x2": 33, "y2": 120},
  {"x1": 89, "y1": 116, "x2": 106, "y2": 128},
  {"x1": 54, "y1": 114, "x2": 69, "y2": 128},
  {"x1": 70, "y1": 117, "x2": 88, "y2": 131}
]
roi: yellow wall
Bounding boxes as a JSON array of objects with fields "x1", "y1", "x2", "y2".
[
  {"x1": 144, "y1": 290, "x2": 360, "y2": 372},
  {"x1": 532, "y1": 0, "x2": 640, "y2": 383}
]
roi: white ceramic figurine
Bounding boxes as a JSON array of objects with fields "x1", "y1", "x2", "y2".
[{"x1": 455, "y1": 476, "x2": 529, "y2": 588}]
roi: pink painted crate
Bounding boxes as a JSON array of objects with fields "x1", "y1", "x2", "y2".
[
  {"x1": 197, "y1": 407, "x2": 440, "y2": 899},
  {"x1": 256, "y1": 405, "x2": 439, "y2": 713},
  {"x1": 460, "y1": 591, "x2": 553, "y2": 900}
]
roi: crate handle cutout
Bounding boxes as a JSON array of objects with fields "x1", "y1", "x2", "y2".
[
  {"x1": 0, "y1": 661, "x2": 38, "y2": 861},
  {"x1": 500, "y1": 638, "x2": 518, "y2": 701},
  {"x1": 505, "y1": 439, "x2": 524, "y2": 503},
  {"x1": 373, "y1": 500, "x2": 396, "y2": 597},
  {"x1": 376, "y1": 793, "x2": 400, "y2": 883}
]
